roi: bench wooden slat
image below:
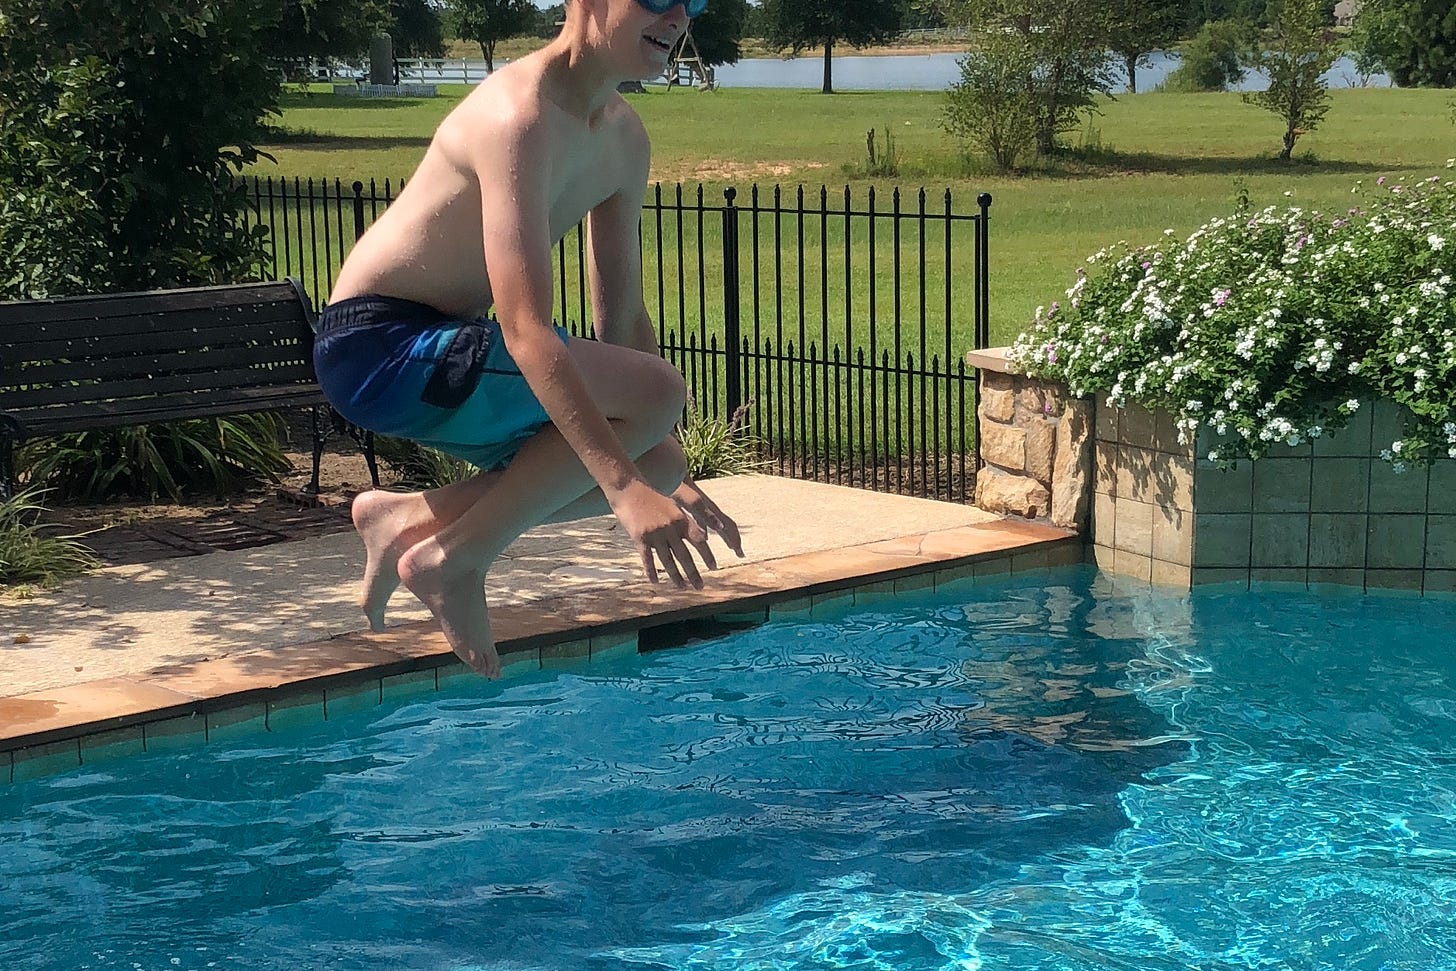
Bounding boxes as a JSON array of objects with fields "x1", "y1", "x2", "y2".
[
  {"x1": 2, "y1": 299, "x2": 309, "y2": 347},
  {"x1": 5, "y1": 342, "x2": 313, "y2": 387},
  {"x1": 10, "y1": 363, "x2": 320, "y2": 411},
  {"x1": 4, "y1": 320, "x2": 313, "y2": 364},
  {"x1": 16, "y1": 386, "x2": 328, "y2": 437},
  {"x1": 0, "y1": 282, "x2": 307, "y2": 328}
]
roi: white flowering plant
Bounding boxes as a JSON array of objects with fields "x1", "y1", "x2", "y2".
[{"x1": 1010, "y1": 167, "x2": 1456, "y2": 468}]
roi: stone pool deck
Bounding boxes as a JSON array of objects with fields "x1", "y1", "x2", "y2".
[{"x1": 0, "y1": 475, "x2": 1081, "y2": 781}]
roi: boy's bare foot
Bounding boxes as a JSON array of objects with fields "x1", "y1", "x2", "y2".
[
  {"x1": 398, "y1": 537, "x2": 501, "y2": 678},
  {"x1": 351, "y1": 489, "x2": 430, "y2": 632}
]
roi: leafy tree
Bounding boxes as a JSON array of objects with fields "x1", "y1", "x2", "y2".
[
  {"x1": 1110, "y1": 0, "x2": 1186, "y2": 92},
  {"x1": 1164, "y1": 17, "x2": 1251, "y2": 90},
  {"x1": 0, "y1": 0, "x2": 278, "y2": 297},
  {"x1": 1182, "y1": 0, "x2": 1270, "y2": 30},
  {"x1": 447, "y1": 0, "x2": 537, "y2": 71},
  {"x1": 1373, "y1": 0, "x2": 1456, "y2": 87},
  {"x1": 389, "y1": 0, "x2": 447, "y2": 57},
  {"x1": 944, "y1": 32, "x2": 1041, "y2": 171},
  {"x1": 687, "y1": 0, "x2": 751, "y2": 68},
  {"x1": 936, "y1": 0, "x2": 1122, "y2": 156},
  {"x1": 270, "y1": 0, "x2": 393, "y2": 65},
  {"x1": 1348, "y1": 0, "x2": 1409, "y2": 78},
  {"x1": 758, "y1": 0, "x2": 907, "y2": 94},
  {"x1": 536, "y1": 3, "x2": 567, "y2": 37},
  {"x1": 1242, "y1": 0, "x2": 1339, "y2": 160}
]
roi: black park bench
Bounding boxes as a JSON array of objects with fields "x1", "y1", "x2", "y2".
[{"x1": 0, "y1": 278, "x2": 378, "y2": 500}]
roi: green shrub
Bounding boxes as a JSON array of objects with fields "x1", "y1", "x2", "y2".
[
  {"x1": 19, "y1": 414, "x2": 291, "y2": 503},
  {"x1": 1011, "y1": 170, "x2": 1456, "y2": 468},
  {"x1": 0, "y1": 1, "x2": 279, "y2": 299},
  {"x1": 0, "y1": 487, "x2": 98, "y2": 588},
  {"x1": 680, "y1": 400, "x2": 767, "y2": 479},
  {"x1": 374, "y1": 436, "x2": 479, "y2": 490},
  {"x1": 943, "y1": 39, "x2": 1040, "y2": 172},
  {"x1": 1162, "y1": 20, "x2": 1250, "y2": 92},
  {"x1": 843, "y1": 126, "x2": 902, "y2": 179}
]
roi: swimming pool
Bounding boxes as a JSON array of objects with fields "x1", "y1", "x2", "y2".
[{"x1": 3, "y1": 567, "x2": 1454, "y2": 970}]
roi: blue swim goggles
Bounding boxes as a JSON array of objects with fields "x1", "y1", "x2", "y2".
[{"x1": 636, "y1": 0, "x2": 708, "y2": 18}]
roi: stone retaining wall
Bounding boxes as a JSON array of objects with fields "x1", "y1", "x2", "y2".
[
  {"x1": 967, "y1": 347, "x2": 1455, "y2": 596},
  {"x1": 967, "y1": 348, "x2": 1092, "y2": 532}
]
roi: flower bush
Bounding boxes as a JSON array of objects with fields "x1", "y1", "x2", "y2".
[{"x1": 1010, "y1": 167, "x2": 1456, "y2": 469}]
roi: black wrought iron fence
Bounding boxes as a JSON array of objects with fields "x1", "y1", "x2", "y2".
[{"x1": 243, "y1": 177, "x2": 991, "y2": 502}]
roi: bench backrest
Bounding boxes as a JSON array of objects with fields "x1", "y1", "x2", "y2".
[{"x1": 0, "y1": 280, "x2": 322, "y2": 438}]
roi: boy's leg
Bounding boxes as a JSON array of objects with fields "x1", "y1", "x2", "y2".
[
  {"x1": 352, "y1": 436, "x2": 684, "y2": 631},
  {"x1": 358, "y1": 338, "x2": 688, "y2": 669}
]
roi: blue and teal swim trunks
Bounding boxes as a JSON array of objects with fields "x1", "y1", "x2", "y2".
[{"x1": 312, "y1": 294, "x2": 571, "y2": 471}]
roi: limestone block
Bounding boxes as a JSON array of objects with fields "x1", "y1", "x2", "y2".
[
  {"x1": 1051, "y1": 399, "x2": 1092, "y2": 531},
  {"x1": 981, "y1": 369, "x2": 1016, "y2": 394},
  {"x1": 1025, "y1": 418, "x2": 1058, "y2": 484},
  {"x1": 981, "y1": 422, "x2": 1026, "y2": 472},
  {"x1": 975, "y1": 469, "x2": 1051, "y2": 519},
  {"x1": 980, "y1": 385, "x2": 1015, "y2": 422}
]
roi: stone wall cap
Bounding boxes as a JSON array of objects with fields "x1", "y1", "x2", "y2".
[{"x1": 965, "y1": 346, "x2": 1016, "y2": 374}]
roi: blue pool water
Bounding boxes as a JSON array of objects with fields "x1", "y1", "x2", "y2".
[{"x1": 4, "y1": 568, "x2": 1455, "y2": 970}]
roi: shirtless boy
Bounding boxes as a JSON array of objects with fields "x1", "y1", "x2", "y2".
[{"x1": 312, "y1": 0, "x2": 741, "y2": 678}]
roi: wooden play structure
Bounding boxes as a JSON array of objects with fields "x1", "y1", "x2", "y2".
[{"x1": 664, "y1": 26, "x2": 716, "y2": 90}]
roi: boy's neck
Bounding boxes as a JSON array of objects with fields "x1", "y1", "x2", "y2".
[
  {"x1": 533, "y1": 18, "x2": 631, "y2": 123},
  {"x1": 535, "y1": 37, "x2": 626, "y2": 123}
]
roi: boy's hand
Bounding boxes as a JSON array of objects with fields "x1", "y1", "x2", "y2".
[
  {"x1": 611, "y1": 480, "x2": 710, "y2": 589},
  {"x1": 672, "y1": 478, "x2": 745, "y2": 560}
]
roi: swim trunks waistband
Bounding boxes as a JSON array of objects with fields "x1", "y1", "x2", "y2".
[{"x1": 316, "y1": 294, "x2": 460, "y2": 337}]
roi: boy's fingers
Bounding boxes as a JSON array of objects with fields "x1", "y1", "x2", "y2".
[
  {"x1": 690, "y1": 533, "x2": 718, "y2": 572},
  {"x1": 672, "y1": 539, "x2": 704, "y2": 589},
  {"x1": 657, "y1": 542, "x2": 686, "y2": 588},
  {"x1": 640, "y1": 547, "x2": 659, "y2": 584}
]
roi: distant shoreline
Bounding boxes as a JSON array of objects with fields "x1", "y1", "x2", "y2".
[{"x1": 444, "y1": 37, "x2": 969, "y2": 63}]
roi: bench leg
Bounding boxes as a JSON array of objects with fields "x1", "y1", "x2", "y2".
[
  {"x1": 306, "y1": 404, "x2": 324, "y2": 497},
  {"x1": 0, "y1": 435, "x2": 14, "y2": 501},
  {"x1": 362, "y1": 432, "x2": 380, "y2": 488}
]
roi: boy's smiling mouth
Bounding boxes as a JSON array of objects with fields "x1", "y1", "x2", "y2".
[{"x1": 644, "y1": 33, "x2": 675, "y2": 53}]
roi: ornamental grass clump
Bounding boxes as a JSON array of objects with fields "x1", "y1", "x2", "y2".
[{"x1": 1011, "y1": 167, "x2": 1456, "y2": 469}]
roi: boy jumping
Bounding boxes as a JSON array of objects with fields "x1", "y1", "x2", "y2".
[{"x1": 312, "y1": 0, "x2": 741, "y2": 677}]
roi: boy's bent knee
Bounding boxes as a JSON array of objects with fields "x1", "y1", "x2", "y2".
[
  {"x1": 639, "y1": 438, "x2": 688, "y2": 494},
  {"x1": 627, "y1": 356, "x2": 686, "y2": 435}
]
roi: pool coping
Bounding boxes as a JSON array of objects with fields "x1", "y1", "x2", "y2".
[{"x1": 0, "y1": 519, "x2": 1081, "y2": 782}]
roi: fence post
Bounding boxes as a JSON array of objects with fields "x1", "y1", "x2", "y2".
[
  {"x1": 352, "y1": 181, "x2": 367, "y2": 242},
  {"x1": 976, "y1": 192, "x2": 992, "y2": 350},
  {"x1": 721, "y1": 187, "x2": 742, "y2": 419}
]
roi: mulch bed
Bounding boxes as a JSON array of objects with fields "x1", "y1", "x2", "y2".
[{"x1": 41, "y1": 484, "x2": 359, "y2": 568}]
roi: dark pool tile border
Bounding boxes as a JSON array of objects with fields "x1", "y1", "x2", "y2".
[{"x1": 0, "y1": 523, "x2": 1082, "y2": 782}]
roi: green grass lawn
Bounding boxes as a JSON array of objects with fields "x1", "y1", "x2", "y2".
[{"x1": 255, "y1": 85, "x2": 1455, "y2": 346}]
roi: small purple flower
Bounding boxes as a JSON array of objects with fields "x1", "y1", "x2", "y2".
[
  {"x1": 1214, "y1": 289, "x2": 1231, "y2": 307},
  {"x1": 1377, "y1": 176, "x2": 1386, "y2": 186}
]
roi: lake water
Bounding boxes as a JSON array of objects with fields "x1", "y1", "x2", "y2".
[
  {"x1": 713, "y1": 50, "x2": 1391, "y2": 93},
  {"x1": 399, "y1": 51, "x2": 1392, "y2": 93}
]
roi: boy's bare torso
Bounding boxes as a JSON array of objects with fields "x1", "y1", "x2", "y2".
[{"x1": 330, "y1": 56, "x2": 645, "y2": 320}]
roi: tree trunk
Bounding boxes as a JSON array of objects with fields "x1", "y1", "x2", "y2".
[
  {"x1": 1280, "y1": 126, "x2": 1296, "y2": 161},
  {"x1": 822, "y1": 40, "x2": 834, "y2": 94},
  {"x1": 1125, "y1": 52, "x2": 1139, "y2": 94},
  {"x1": 480, "y1": 40, "x2": 494, "y2": 74}
]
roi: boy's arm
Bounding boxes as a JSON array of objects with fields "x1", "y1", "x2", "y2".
[
  {"x1": 586, "y1": 129, "x2": 744, "y2": 559},
  {"x1": 585, "y1": 138, "x2": 658, "y2": 356},
  {"x1": 474, "y1": 113, "x2": 708, "y2": 587}
]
